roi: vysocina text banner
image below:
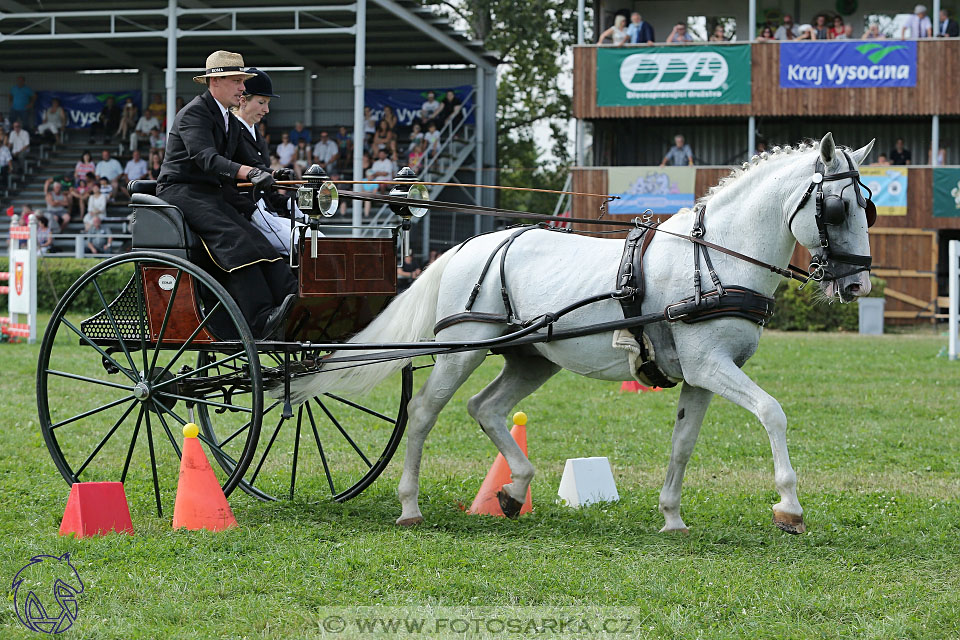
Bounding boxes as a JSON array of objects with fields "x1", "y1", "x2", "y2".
[
  {"x1": 779, "y1": 41, "x2": 916, "y2": 88},
  {"x1": 596, "y1": 45, "x2": 751, "y2": 106},
  {"x1": 35, "y1": 90, "x2": 141, "y2": 130}
]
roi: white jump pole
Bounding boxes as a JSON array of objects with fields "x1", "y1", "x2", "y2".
[{"x1": 949, "y1": 239, "x2": 958, "y2": 361}]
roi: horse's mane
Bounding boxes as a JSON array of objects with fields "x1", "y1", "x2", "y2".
[{"x1": 697, "y1": 140, "x2": 852, "y2": 207}]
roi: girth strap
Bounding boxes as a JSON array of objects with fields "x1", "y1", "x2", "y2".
[{"x1": 464, "y1": 225, "x2": 540, "y2": 319}]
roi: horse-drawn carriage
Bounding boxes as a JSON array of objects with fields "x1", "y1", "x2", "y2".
[{"x1": 38, "y1": 135, "x2": 878, "y2": 533}]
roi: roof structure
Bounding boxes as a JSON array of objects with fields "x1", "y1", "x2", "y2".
[{"x1": 0, "y1": 0, "x2": 500, "y2": 72}]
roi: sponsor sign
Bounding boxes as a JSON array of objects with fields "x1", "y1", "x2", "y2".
[
  {"x1": 607, "y1": 167, "x2": 695, "y2": 215},
  {"x1": 9, "y1": 250, "x2": 31, "y2": 314},
  {"x1": 860, "y1": 167, "x2": 908, "y2": 216},
  {"x1": 779, "y1": 41, "x2": 916, "y2": 88},
  {"x1": 933, "y1": 168, "x2": 960, "y2": 218},
  {"x1": 34, "y1": 90, "x2": 141, "y2": 130},
  {"x1": 597, "y1": 45, "x2": 751, "y2": 106},
  {"x1": 363, "y1": 85, "x2": 474, "y2": 127}
]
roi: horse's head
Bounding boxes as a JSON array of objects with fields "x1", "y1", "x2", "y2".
[{"x1": 787, "y1": 132, "x2": 875, "y2": 301}]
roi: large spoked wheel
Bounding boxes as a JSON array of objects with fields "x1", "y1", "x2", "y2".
[
  {"x1": 200, "y1": 361, "x2": 412, "y2": 502},
  {"x1": 37, "y1": 251, "x2": 263, "y2": 516}
]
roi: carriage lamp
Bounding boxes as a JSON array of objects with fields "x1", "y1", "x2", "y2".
[
  {"x1": 297, "y1": 164, "x2": 339, "y2": 259},
  {"x1": 388, "y1": 167, "x2": 429, "y2": 219}
]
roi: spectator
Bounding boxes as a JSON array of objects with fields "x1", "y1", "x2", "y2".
[
  {"x1": 0, "y1": 111, "x2": 9, "y2": 133},
  {"x1": 397, "y1": 254, "x2": 421, "y2": 291},
  {"x1": 929, "y1": 145, "x2": 946, "y2": 165},
  {"x1": 667, "y1": 22, "x2": 694, "y2": 43},
  {"x1": 276, "y1": 132, "x2": 296, "y2": 169},
  {"x1": 371, "y1": 119, "x2": 397, "y2": 156},
  {"x1": 424, "y1": 122, "x2": 441, "y2": 155},
  {"x1": 628, "y1": 12, "x2": 655, "y2": 44},
  {"x1": 312, "y1": 130, "x2": 339, "y2": 177},
  {"x1": 9, "y1": 121, "x2": 30, "y2": 172},
  {"x1": 131, "y1": 109, "x2": 161, "y2": 152},
  {"x1": 84, "y1": 182, "x2": 107, "y2": 226},
  {"x1": 95, "y1": 149, "x2": 123, "y2": 192},
  {"x1": 407, "y1": 122, "x2": 424, "y2": 154},
  {"x1": 872, "y1": 153, "x2": 891, "y2": 166},
  {"x1": 597, "y1": 15, "x2": 630, "y2": 46},
  {"x1": 862, "y1": 23, "x2": 885, "y2": 39},
  {"x1": 124, "y1": 149, "x2": 148, "y2": 182},
  {"x1": 359, "y1": 152, "x2": 377, "y2": 217},
  {"x1": 890, "y1": 138, "x2": 912, "y2": 165},
  {"x1": 757, "y1": 26, "x2": 777, "y2": 41},
  {"x1": 44, "y1": 180, "x2": 71, "y2": 229},
  {"x1": 408, "y1": 139, "x2": 428, "y2": 173},
  {"x1": 755, "y1": 140, "x2": 768, "y2": 155},
  {"x1": 774, "y1": 14, "x2": 800, "y2": 40},
  {"x1": 370, "y1": 148, "x2": 394, "y2": 193},
  {"x1": 9, "y1": 76, "x2": 35, "y2": 130},
  {"x1": 660, "y1": 134, "x2": 694, "y2": 167},
  {"x1": 438, "y1": 90, "x2": 463, "y2": 132},
  {"x1": 335, "y1": 125, "x2": 353, "y2": 175},
  {"x1": 293, "y1": 139, "x2": 312, "y2": 178},
  {"x1": 175, "y1": 96, "x2": 185, "y2": 114},
  {"x1": 268, "y1": 152, "x2": 283, "y2": 173},
  {"x1": 798, "y1": 15, "x2": 830, "y2": 39},
  {"x1": 828, "y1": 16, "x2": 845, "y2": 39},
  {"x1": 90, "y1": 96, "x2": 121, "y2": 144},
  {"x1": 70, "y1": 176, "x2": 91, "y2": 218},
  {"x1": 420, "y1": 91, "x2": 442, "y2": 128},
  {"x1": 37, "y1": 98, "x2": 67, "y2": 143},
  {"x1": 148, "y1": 127, "x2": 165, "y2": 156},
  {"x1": 835, "y1": 24, "x2": 854, "y2": 39},
  {"x1": 381, "y1": 105, "x2": 398, "y2": 132},
  {"x1": 939, "y1": 9, "x2": 959, "y2": 36},
  {"x1": 710, "y1": 25, "x2": 728, "y2": 41},
  {"x1": 98, "y1": 176, "x2": 114, "y2": 202},
  {"x1": 147, "y1": 93, "x2": 166, "y2": 122},
  {"x1": 289, "y1": 121, "x2": 312, "y2": 146},
  {"x1": 0, "y1": 134, "x2": 11, "y2": 184},
  {"x1": 74, "y1": 150, "x2": 96, "y2": 184},
  {"x1": 147, "y1": 151, "x2": 163, "y2": 180},
  {"x1": 116, "y1": 97, "x2": 138, "y2": 142},
  {"x1": 363, "y1": 106, "x2": 377, "y2": 147},
  {"x1": 36, "y1": 215, "x2": 53, "y2": 255},
  {"x1": 85, "y1": 215, "x2": 113, "y2": 255},
  {"x1": 902, "y1": 4, "x2": 932, "y2": 38}
]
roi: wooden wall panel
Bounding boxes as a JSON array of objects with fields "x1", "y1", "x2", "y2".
[{"x1": 575, "y1": 41, "x2": 960, "y2": 120}]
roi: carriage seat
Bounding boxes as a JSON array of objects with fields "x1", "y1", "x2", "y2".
[{"x1": 129, "y1": 180, "x2": 202, "y2": 260}]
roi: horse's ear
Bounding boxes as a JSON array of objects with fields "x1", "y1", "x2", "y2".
[
  {"x1": 819, "y1": 132, "x2": 838, "y2": 169},
  {"x1": 850, "y1": 139, "x2": 875, "y2": 167}
]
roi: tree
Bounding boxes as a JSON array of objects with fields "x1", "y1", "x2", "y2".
[{"x1": 424, "y1": 0, "x2": 581, "y2": 212}]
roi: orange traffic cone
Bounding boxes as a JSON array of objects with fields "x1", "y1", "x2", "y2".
[
  {"x1": 172, "y1": 423, "x2": 237, "y2": 531},
  {"x1": 59, "y1": 482, "x2": 134, "y2": 538},
  {"x1": 467, "y1": 412, "x2": 533, "y2": 517},
  {"x1": 620, "y1": 381, "x2": 661, "y2": 392}
]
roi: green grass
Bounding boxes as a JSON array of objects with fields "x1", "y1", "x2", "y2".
[{"x1": 2, "y1": 326, "x2": 960, "y2": 638}]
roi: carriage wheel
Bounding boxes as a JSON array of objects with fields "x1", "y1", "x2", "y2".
[
  {"x1": 199, "y1": 361, "x2": 412, "y2": 502},
  {"x1": 37, "y1": 251, "x2": 263, "y2": 517}
]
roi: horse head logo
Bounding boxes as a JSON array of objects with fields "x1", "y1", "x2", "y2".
[{"x1": 12, "y1": 553, "x2": 84, "y2": 634}]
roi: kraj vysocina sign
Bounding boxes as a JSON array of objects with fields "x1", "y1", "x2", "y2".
[
  {"x1": 596, "y1": 45, "x2": 751, "y2": 106},
  {"x1": 779, "y1": 41, "x2": 917, "y2": 88}
]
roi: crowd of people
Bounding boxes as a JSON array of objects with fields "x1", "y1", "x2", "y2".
[{"x1": 598, "y1": 5, "x2": 958, "y2": 45}]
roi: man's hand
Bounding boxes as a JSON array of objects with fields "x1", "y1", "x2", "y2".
[
  {"x1": 272, "y1": 168, "x2": 294, "y2": 181},
  {"x1": 247, "y1": 167, "x2": 276, "y2": 193}
]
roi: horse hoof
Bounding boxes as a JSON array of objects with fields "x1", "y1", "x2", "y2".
[
  {"x1": 659, "y1": 526, "x2": 689, "y2": 535},
  {"x1": 396, "y1": 516, "x2": 424, "y2": 527},
  {"x1": 773, "y1": 511, "x2": 806, "y2": 535},
  {"x1": 497, "y1": 489, "x2": 524, "y2": 519}
]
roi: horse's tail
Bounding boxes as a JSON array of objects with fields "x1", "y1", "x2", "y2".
[{"x1": 288, "y1": 246, "x2": 459, "y2": 402}]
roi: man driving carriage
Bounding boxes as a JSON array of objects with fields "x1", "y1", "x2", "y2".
[{"x1": 156, "y1": 50, "x2": 297, "y2": 339}]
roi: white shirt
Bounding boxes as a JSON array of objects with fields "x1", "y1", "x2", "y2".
[
  {"x1": 135, "y1": 115, "x2": 161, "y2": 135},
  {"x1": 313, "y1": 139, "x2": 338, "y2": 163},
  {"x1": 371, "y1": 157, "x2": 393, "y2": 177},
  {"x1": 9, "y1": 129, "x2": 29, "y2": 154},
  {"x1": 96, "y1": 158, "x2": 123, "y2": 181},
  {"x1": 421, "y1": 99, "x2": 441, "y2": 119},
  {"x1": 212, "y1": 97, "x2": 230, "y2": 131},
  {"x1": 240, "y1": 118, "x2": 257, "y2": 139},
  {"x1": 276, "y1": 141, "x2": 296, "y2": 166},
  {"x1": 124, "y1": 158, "x2": 147, "y2": 180},
  {"x1": 0, "y1": 144, "x2": 11, "y2": 167},
  {"x1": 87, "y1": 194, "x2": 108, "y2": 217}
]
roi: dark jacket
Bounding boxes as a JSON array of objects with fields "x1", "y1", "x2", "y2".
[
  {"x1": 630, "y1": 21, "x2": 655, "y2": 43},
  {"x1": 234, "y1": 119, "x2": 292, "y2": 215},
  {"x1": 941, "y1": 18, "x2": 960, "y2": 37}
]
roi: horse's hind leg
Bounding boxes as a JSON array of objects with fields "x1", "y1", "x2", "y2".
[
  {"x1": 659, "y1": 382, "x2": 714, "y2": 533},
  {"x1": 396, "y1": 348, "x2": 489, "y2": 526},
  {"x1": 466, "y1": 352, "x2": 560, "y2": 517}
]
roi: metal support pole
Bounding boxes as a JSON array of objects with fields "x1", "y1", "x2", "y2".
[
  {"x1": 748, "y1": 0, "x2": 756, "y2": 41},
  {"x1": 950, "y1": 239, "x2": 958, "y2": 360},
  {"x1": 474, "y1": 66, "x2": 484, "y2": 237},
  {"x1": 576, "y1": 0, "x2": 585, "y2": 167},
  {"x1": 351, "y1": 0, "x2": 366, "y2": 235},
  {"x1": 748, "y1": 115, "x2": 756, "y2": 158},
  {"x1": 304, "y1": 70, "x2": 313, "y2": 127},
  {"x1": 934, "y1": 0, "x2": 942, "y2": 36},
  {"x1": 165, "y1": 0, "x2": 177, "y2": 134},
  {"x1": 932, "y1": 114, "x2": 940, "y2": 166},
  {"x1": 577, "y1": 0, "x2": 585, "y2": 45}
]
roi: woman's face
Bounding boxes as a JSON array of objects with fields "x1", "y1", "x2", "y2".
[
  {"x1": 378, "y1": 120, "x2": 388, "y2": 132},
  {"x1": 446, "y1": 91, "x2": 455, "y2": 100},
  {"x1": 240, "y1": 95, "x2": 271, "y2": 124},
  {"x1": 816, "y1": 15, "x2": 826, "y2": 26},
  {"x1": 834, "y1": 17, "x2": 843, "y2": 26},
  {"x1": 82, "y1": 153, "x2": 91, "y2": 162},
  {"x1": 714, "y1": 26, "x2": 723, "y2": 35}
]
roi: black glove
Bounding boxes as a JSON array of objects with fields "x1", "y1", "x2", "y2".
[
  {"x1": 247, "y1": 167, "x2": 276, "y2": 193},
  {"x1": 272, "y1": 168, "x2": 295, "y2": 181}
]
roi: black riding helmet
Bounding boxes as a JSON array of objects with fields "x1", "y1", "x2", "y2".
[{"x1": 242, "y1": 68, "x2": 279, "y2": 98}]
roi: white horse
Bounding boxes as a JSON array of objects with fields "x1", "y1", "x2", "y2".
[{"x1": 291, "y1": 133, "x2": 875, "y2": 534}]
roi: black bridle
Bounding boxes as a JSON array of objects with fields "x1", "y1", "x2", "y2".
[{"x1": 787, "y1": 150, "x2": 876, "y2": 282}]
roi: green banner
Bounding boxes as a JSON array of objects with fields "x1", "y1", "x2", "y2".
[
  {"x1": 933, "y1": 168, "x2": 960, "y2": 217},
  {"x1": 596, "y1": 45, "x2": 751, "y2": 106}
]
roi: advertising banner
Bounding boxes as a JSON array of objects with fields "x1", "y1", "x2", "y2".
[
  {"x1": 596, "y1": 45, "x2": 751, "y2": 106},
  {"x1": 34, "y1": 90, "x2": 141, "y2": 129},
  {"x1": 364, "y1": 85, "x2": 474, "y2": 128},
  {"x1": 8, "y1": 249, "x2": 32, "y2": 314},
  {"x1": 933, "y1": 168, "x2": 960, "y2": 218},
  {"x1": 779, "y1": 41, "x2": 917, "y2": 88},
  {"x1": 860, "y1": 166, "x2": 908, "y2": 216},
  {"x1": 607, "y1": 166, "x2": 695, "y2": 215}
]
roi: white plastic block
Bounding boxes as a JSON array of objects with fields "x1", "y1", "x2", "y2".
[{"x1": 557, "y1": 457, "x2": 620, "y2": 508}]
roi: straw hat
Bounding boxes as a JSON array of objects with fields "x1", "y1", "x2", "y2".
[{"x1": 193, "y1": 50, "x2": 256, "y2": 84}]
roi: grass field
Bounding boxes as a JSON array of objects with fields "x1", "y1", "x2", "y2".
[{"x1": 2, "y1": 326, "x2": 960, "y2": 639}]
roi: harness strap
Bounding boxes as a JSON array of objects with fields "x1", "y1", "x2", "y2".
[
  {"x1": 434, "y1": 312, "x2": 511, "y2": 334},
  {"x1": 464, "y1": 226, "x2": 538, "y2": 312}
]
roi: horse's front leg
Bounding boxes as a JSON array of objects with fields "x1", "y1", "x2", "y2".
[
  {"x1": 659, "y1": 382, "x2": 713, "y2": 533},
  {"x1": 685, "y1": 358, "x2": 804, "y2": 534}
]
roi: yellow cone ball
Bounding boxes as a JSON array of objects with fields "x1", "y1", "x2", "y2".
[
  {"x1": 183, "y1": 423, "x2": 200, "y2": 438},
  {"x1": 513, "y1": 412, "x2": 527, "y2": 426}
]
